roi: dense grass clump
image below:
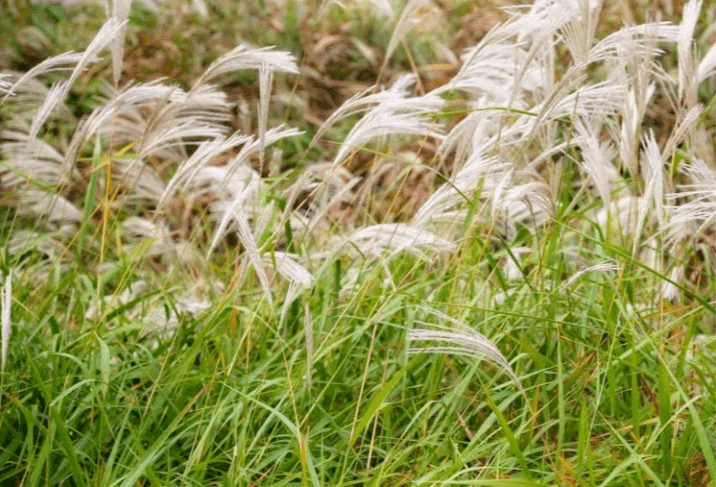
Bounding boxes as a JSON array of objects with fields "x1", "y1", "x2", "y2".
[{"x1": 0, "y1": 0, "x2": 715, "y2": 485}]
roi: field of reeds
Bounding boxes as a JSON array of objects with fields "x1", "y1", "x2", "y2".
[{"x1": 1, "y1": 0, "x2": 715, "y2": 485}]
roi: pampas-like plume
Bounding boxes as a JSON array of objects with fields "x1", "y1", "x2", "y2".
[
  {"x1": 408, "y1": 308, "x2": 525, "y2": 398},
  {"x1": 575, "y1": 119, "x2": 619, "y2": 206},
  {"x1": 14, "y1": 190, "x2": 83, "y2": 228},
  {"x1": 632, "y1": 131, "x2": 665, "y2": 254},
  {"x1": 383, "y1": 0, "x2": 436, "y2": 69},
  {"x1": 0, "y1": 73, "x2": 14, "y2": 96},
  {"x1": 258, "y1": 64, "x2": 274, "y2": 167},
  {"x1": 342, "y1": 223, "x2": 456, "y2": 259},
  {"x1": 1, "y1": 271, "x2": 12, "y2": 374},
  {"x1": 697, "y1": 41, "x2": 716, "y2": 84},
  {"x1": 192, "y1": 44, "x2": 299, "y2": 89},
  {"x1": 1, "y1": 52, "x2": 83, "y2": 103},
  {"x1": 563, "y1": 261, "x2": 619, "y2": 289},
  {"x1": 265, "y1": 252, "x2": 315, "y2": 328},
  {"x1": 667, "y1": 159, "x2": 716, "y2": 245},
  {"x1": 310, "y1": 74, "x2": 417, "y2": 148},
  {"x1": 677, "y1": 0, "x2": 702, "y2": 106},
  {"x1": 108, "y1": 0, "x2": 133, "y2": 85},
  {"x1": 330, "y1": 90, "x2": 444, "y2": 167},
  {"x1": 157, "y1": 133, "x2": 253, "y2": 210},
  {"x1": 586, "y1": 22, "x2": 680, "y2": 65},
  {"x1": 27, "y1": 17, "x2": 126, "y2": 140},
  {"x1": 0, "y1": 131, "x2": 75, "y2": 190}
]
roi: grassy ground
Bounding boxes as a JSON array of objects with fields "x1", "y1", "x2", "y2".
[{"x1": 1, "y1": 0, "x2": 715, "y2": 485}]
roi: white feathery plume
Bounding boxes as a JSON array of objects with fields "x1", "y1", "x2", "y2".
[
  {"x1": 7, "y1": 230, "x2": 65, "y2": 262},
  {"x1": 121, "y1": 217, "x2": 180, "y2": 259},
  {"x1": 587, "y1": 22, "x2": 680, "y2": 65},
  {"x1": 0, "y1": 74, "x2": 13, "y2": 97},
  {"x1": 661, "y1": 266, "x2": 684, "y2": 302},
  {"x1": 1, "y1": 52, "x2": 83, "y2": 103},
  {"x1": 157, "y1": 133, "x2": 253, "y2": 209},
  {"x1": 666, "y1": 159, "x2": 716, "y2": 245},
  {"x1": 311, "y1": 73, "x2": 416, "y2": 148},
  {"x1": 292, "y1": 163, "x2": 360, "y2": 234},
  {"x1": 677, "y1": 0, "x2": 702, "y2": 105},
  {"x1": 266, "y1": 251, "x2": 315, "y2": 329},
  {"x1": 220, "y1": 126, "x2": 302, "y2": 188},
  {"x1": 383, "y1": 0, "x2": 434, "y2": 67},
  {"x1": 28, "y1": 81, "x2": 71, "y2": 141},
  {"x1": 438, "y1": 105, "x2": 499, "y2": 171},
  {"x1": 616, "y1": 84, "x2": 656, "y2": 177},
  {"x1": 208, "y1": 177, "x2": 261, "y2": 255},
  {"x1": 258, "y1": 63, "x2": 274, "y2": 167},
  {"x1": 65, "y1": 82, "x2": 231, "y2": 169},
  {"x1": 575, "y1": 119, "x2": 618, "y2": 205},
  {"x1": 1, "y1": 271, "x2": 12, "y2": 374},
  {"x1": 563, "y1": 261, "x2": 619, "y2": 289},
  {"x1": 697, "y1": 41, "x2": 716, "y2": 84},
  {"x1": 559, "y1": 0, "x2": 601, "y2": 66},
  {"x1": 27, "y1": 17, "x2": 126, "y2": 139},
  {"x1": 499, "y1": 179, "x2": 554, "y2": 231},
  {"x1": 109, "y1": 0, "x2": 133, "y2": 85},
  {"x1": 547, "y1": 81, "x2": 626, "y2": 120},
  {"x1": 193, "y1": 44, "x2": 299, "y2": 88},
  {"x1": 595, "y1": 195, "x2": 643, "y2": 241},
  {"x1": 183, "y1": 83, "x2": 233, "y2": 124},
  {"x1": 408, "y1": 308, "x2": 524, "y2": 398},
  {"x1": 190, "y1": 165, "x2": 258, "y2": 204},
  {"x1": 343, "y1": 223, "x2": 456, "y2": 259},
  {"x1": 110, "y1": 158, "x2": 166, "y2": 206},
  {"x1": 14, "y1": 190, "x2": 83, "y2": 225},
  {"x1": 0, "y1": 131, "x2": 74, "y2": 189},
  {"x1": 661, "y1": 105, "x2": 702, "y2": 161},
  {"x1": 134, "y1": 119, "x2": 226, "y2": 161},
  {"x1": 414, "y1": 154, "x2": 511, "y2": 227},
  {"x1": 268, "y1": 252, "x2": 315, "y2": 289},
  {"x1": 330, "y1": 93, "x2": 444, "y2": 167},
  {"x1": 632, "y1": 131, "x2": 664, "y2": 255},
  {"x1": 232, "y1": 203, "x2": 273, "y2": 307},
  {"x1": 502, "y1": 0, "x2": 579, "y2": 41},
  {"x1": 439, "y1": 43, "x2": 543, "y2": 106}
]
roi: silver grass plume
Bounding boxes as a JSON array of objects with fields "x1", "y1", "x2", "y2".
[
  {"x1": 1, "y1": 272, "x2": 12, "y2": 374},
  {"x1": 265, "y1": 252, "x2": 315, "y2": 329},
  {"x1": 310, "y1": 73, "x2": 417, "y2": 148},
  {"x1": 677, "y1": 0, "x2": 702, "y2": 107},
  {"x1": 330, "y1": 88, "x2": 444, "y2": 168},
  {"x1": 192, "y1": 44, "x2": 299, "y2": 88},
  {"x1": 341, "y1": 223, "x2": 456, "y2": 259},
  {"x1": 667, "y1": 160, "x2": 716, "y2": 247},
  {"x1": 383, "y1": 0, "x2": 437, "y2": 69},
  {"x1": 408, "y1": 308, "x2": 525, "y2": 398},
  {"x1": 27, "y1": 17, "x2": 126, "y2": 141}
]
